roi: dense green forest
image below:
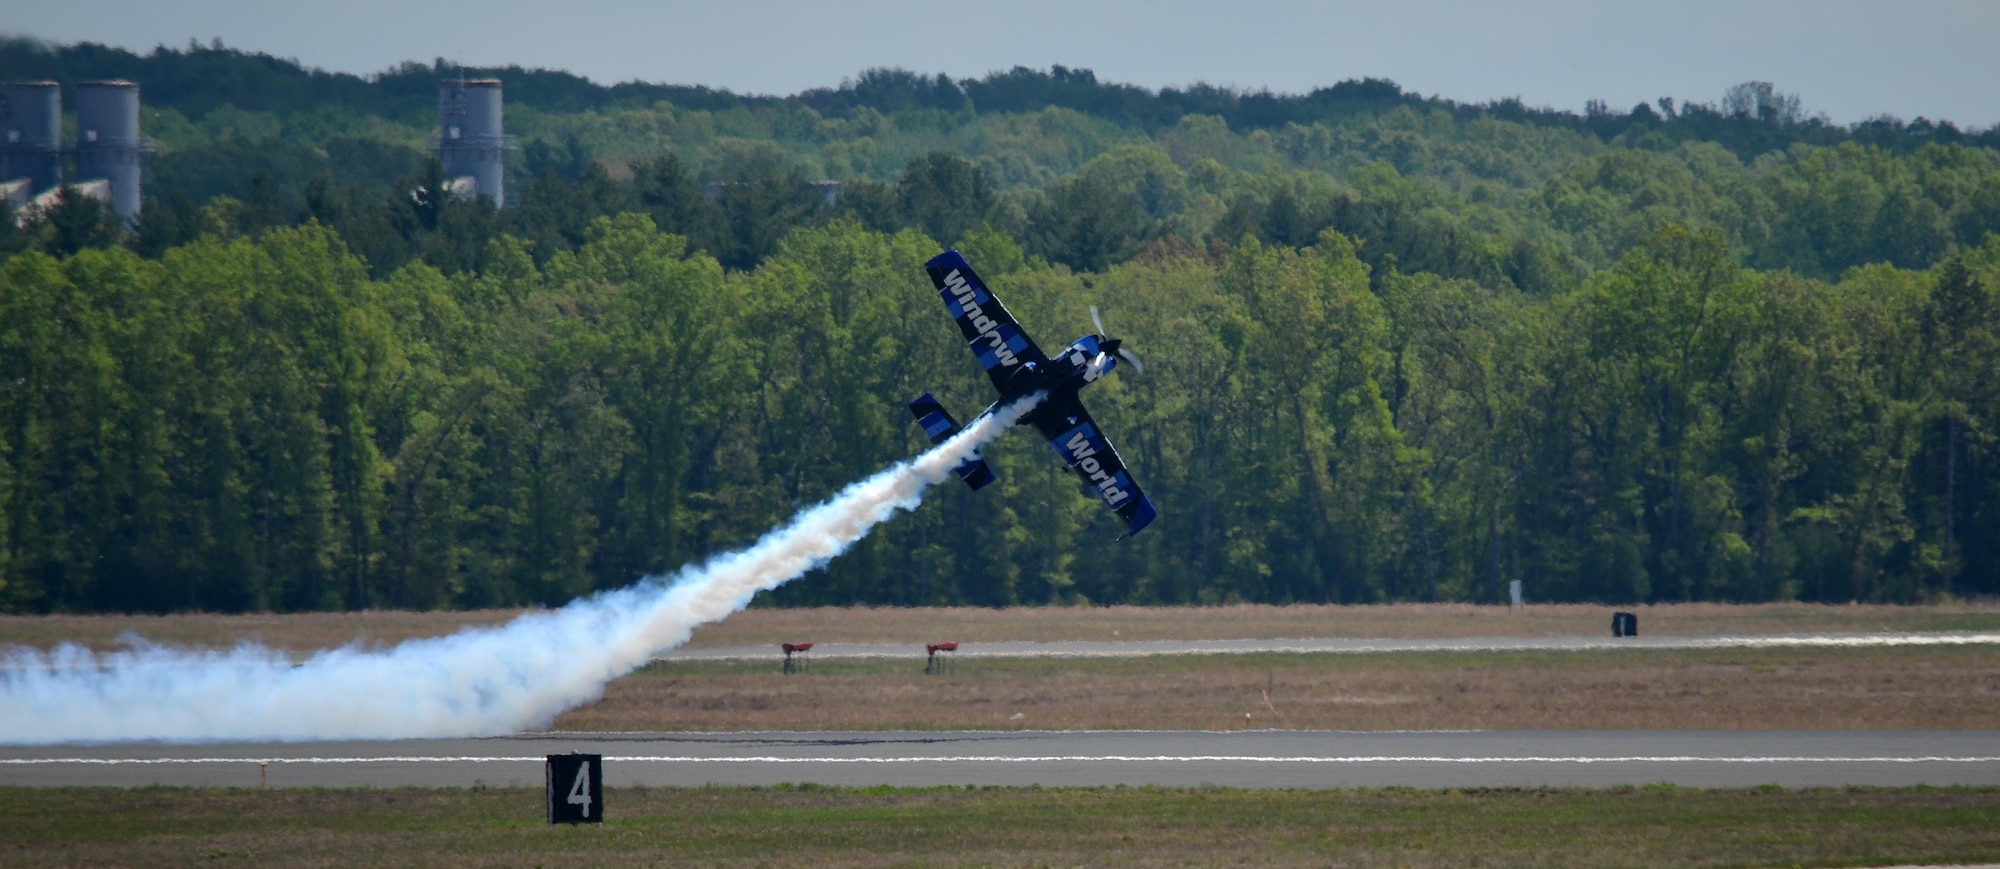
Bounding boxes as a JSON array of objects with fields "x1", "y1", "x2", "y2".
[{"x1": 3, "y1": 39, "x2": 1999, "y2": 612}]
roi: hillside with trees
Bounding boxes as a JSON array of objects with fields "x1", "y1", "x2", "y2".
[{"x1": 3, "y1": 38, "x2": 1999, "y2": 612}]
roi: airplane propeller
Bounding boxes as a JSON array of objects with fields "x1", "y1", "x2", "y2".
[{"x1": 1090, "y1": 305, "x2": 1143, "y2": 376}]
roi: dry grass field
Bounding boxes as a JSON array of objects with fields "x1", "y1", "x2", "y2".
[
  {"x1": 6, "y1": 785, "x2": 1999, "y2": 868},
  {"x1": 4, "y1": 602, "x2": 1998, "y2": 655},
  {"x1": 553, "y1": 645, "x2": 2000, "y2": 732}
]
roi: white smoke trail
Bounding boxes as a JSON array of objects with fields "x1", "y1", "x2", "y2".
[{"x1": 0, "y1": 394, "x2": 1043, "y2": 746}]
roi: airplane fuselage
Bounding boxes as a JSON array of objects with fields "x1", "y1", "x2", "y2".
[{"x1": 995, "y1": 334, "x2": 1118, "y2": 411}]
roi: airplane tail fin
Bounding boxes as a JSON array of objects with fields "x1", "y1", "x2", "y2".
[{"x1": 909, "y1": 392, "x2": 996, "y2": 491}]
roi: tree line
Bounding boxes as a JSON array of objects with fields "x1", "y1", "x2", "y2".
[
  {"x1": 8, "y1": 38, "x2": 1995, "y2": 154},
  {"x1": 4, "y1": 40, "x2": 1999, "y2": 612},
  {"x1": 11, "y1": 40, "x2": 1999, "y2": 293},
  {"x1": 3, "y1": 209, "x2": 1997, "y2": 613},
  {"x1": 11, "y1": 134, "x2": 1999, "y2": 291}
]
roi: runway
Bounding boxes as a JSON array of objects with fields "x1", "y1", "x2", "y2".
[
  {"x1": 6, "y1": 730, "x2": 1997, "y2": 790},
  {"x1": 660, "y1": 630, "x2": 2000, "y2": 662}
]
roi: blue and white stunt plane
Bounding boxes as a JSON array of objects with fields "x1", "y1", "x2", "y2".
[{"x1": 908, "y1": 250, "x2": 1158, "y2": 537}]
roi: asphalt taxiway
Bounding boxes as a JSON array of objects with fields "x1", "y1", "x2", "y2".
[
  {"x1": 6, "y1": 730, "x2": 1997, "y2": 790},
  {"x1": 660, "y1": 630, "x2": 2000, "y2": 661}
]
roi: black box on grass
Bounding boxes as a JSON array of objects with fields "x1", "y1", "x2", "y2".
[
  {"x1": 1611, "y1": 612, "x2": 1638, "y2": 637},
  {"x1": 547, "y1": 753, "x2": 603, "y2": 825}
]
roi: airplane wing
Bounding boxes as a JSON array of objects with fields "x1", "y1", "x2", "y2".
[
  {"x1": 926, "y1": 250, "x2": 1049, "y2": 393},
  {"x1": 1029, "y1": 390, "x2": 1158, "y2": 536}
]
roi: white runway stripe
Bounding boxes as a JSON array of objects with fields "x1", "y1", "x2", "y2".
[
  {"x1": 656, "y1": 630, "x2": 2000, "y2": 661},
  {"x1": 9, "y1": 755, "x2": 2000, "y2": 765}
]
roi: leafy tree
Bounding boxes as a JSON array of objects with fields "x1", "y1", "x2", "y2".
[
  {"x1": 1723, "y1": 81, "x2": 1806, "y2": 126},
  {"x1": 710, "y1": 150, "x2": 828, "y2": 271},
  {"x1": 0, "y1": 198, "x2": 28, "y2": 259},
  {"x1": 895, "y1": 152, "x2": 997, "y2": 246},
  {"x1": 37, "y1": 183, "x2": 126, "y2": 257},
  {"x1": 630, "y1": 154, "x2": 720, "y2": 255},
  {"x1": 1026, "y1": 171, "x2": 1152, "y2": 272},
  {"x1": 1918, "y1": 252, "x2": 2000, "y2": 593}
]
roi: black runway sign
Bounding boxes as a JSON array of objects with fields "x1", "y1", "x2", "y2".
[{"x1": 546, "y1": 753, "x2": 603, "y2": 824}]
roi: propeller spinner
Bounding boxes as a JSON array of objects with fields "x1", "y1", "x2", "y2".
[{"x1": 1090, "y1": 305, "x2": 1143, "y2": 375}]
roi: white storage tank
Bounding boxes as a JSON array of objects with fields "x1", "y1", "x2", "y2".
[
  {"x1": 0, "y1": 81, "x2": 62, "y2": 198},
  {"x1": 439, "y1": 78, "x2": 506, "y2": 205},
  {"x1": 75, "y1": 80, "x2": 145, "y2": 221}
]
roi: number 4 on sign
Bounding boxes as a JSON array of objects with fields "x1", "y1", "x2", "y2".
[
  {"x1": 546, "y1": 753, "x2": 603, "y2": 825},
  {"x1": 567, "y1": 763, "x2": 591, "y2": 816}
]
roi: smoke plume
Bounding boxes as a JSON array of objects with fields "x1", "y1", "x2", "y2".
[{"x1": 0, "y1": 394, "x2": 1042, "y2": 745}]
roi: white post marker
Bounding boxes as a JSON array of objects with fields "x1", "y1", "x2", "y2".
[{"x1": 1509, "y1": 579, "x2": 1523, "y2": 609}]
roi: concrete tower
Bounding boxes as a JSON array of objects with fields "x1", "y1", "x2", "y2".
[
  {"x1": 0, "y1": 81, "x2": 62, "y2": 206},
  {"x1": 438, "y1": 79, "x2": 505, "y2": 205},
  {"x1": 74, "y1": 80, "x2": 144, "y2": 221}
]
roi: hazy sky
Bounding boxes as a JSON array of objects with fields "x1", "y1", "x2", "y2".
[{"x1": 9, "y1": 0, "x2": 1999, "y2": 127}]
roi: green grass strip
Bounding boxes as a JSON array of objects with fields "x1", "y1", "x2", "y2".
[{"x1": 3, "y1": 785, "x2": 1997, "y2": 867}]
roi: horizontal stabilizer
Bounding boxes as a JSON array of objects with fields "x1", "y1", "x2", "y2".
[
  {"x1": 957, "y1": 458, "x2": 996, "y2": 491},
  {"x1": 908, "y1": 392, "x2": 960, "y2": 445},
  {"x1": 909, "y1": 392, "x2": 997, "y2": 491}
]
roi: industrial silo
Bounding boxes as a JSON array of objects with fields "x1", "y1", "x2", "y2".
[
  {"x1": 0, "y1": 81, "x2": 62, "y2": 201},
  {"x1": 438, "y1": 78, "x2": 506, "y2": 205},
  {"x1": 74, "y1": 80, "x2": 144, "y2": 220}
]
